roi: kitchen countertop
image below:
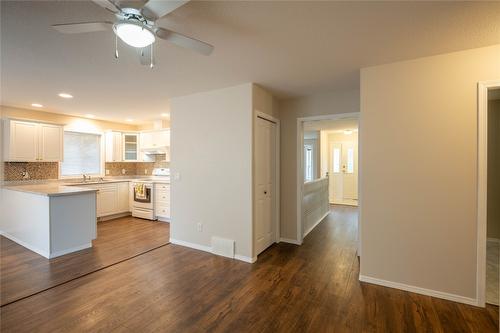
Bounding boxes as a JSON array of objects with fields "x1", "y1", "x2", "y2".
[
  {"x1": 2, "y1": 183, "x2": 98, "y2": 197},
  {"x1": 2, "y1": 176, "x2": 170, "y2": 196}
]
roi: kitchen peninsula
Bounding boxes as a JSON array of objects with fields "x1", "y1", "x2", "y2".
[{"x1": 1, "y1": 184, "x2": 98, "y2": 258}]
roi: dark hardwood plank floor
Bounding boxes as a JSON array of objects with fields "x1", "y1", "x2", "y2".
[
  {"x1": 0, "y1": 217, "x2": 170, "y2": 306},
  {"x1": 1, "y1": 206, "x2": 498, "y2": 332}
]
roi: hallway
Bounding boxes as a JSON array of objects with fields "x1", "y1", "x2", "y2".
[{"x1": 1, "y1": 206, "x2": 498, "y2": 332}]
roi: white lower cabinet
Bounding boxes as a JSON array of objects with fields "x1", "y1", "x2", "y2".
[
  {"x1": 97, "y1": 187, "x2": 117, "y2": 217},
  {"x1": 83, "y1": 182, "x2": 130, "y2": 218},
  {"x1": 154, "y1": 183, "x2": 170, "y2": 220},
  {"x1": 117, "y1": 182, "x2": 129, "y2": 212}
]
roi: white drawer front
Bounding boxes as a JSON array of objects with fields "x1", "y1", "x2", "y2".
[
  {"x1": 155, "y1": 205, "x2": 170, "y2": 217},
  {"x1": 155, "y1": 192, "x2": 170, "y2": 202}
]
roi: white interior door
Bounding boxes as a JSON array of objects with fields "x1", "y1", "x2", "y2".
[
  {"x1": 329, "y1": 142, "x2": 342, "y2": 203},
  {"x1": 255, "y1": 117, "x2": 276, "y2": 255},
  {"x1": 329, "y1": 141, "x2": 358, "y2": 205},
  {"x1": 342, "y1": 142, "x2": 357, "y2": 200}
]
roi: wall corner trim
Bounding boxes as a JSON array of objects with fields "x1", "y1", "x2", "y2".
[
  {"x1": 359, "y1": 275, "x2": 479, "y2": 307},
  {"x1": 279, "y1": 238, "x2": 302, "y2": 245},
  {"x1": 234, "y1": 254, "x2": 257, "y2": 263},
  {"x1": 169, "y1": 238, "x2": 256, "y2": 264},
  {"x1": 303, "y1": 210, "x2": 330, "y2": 238}
]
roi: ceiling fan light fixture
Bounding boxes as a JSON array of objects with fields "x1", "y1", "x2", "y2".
[{"x1": 113, "y1": 21, "x2": 155, "y2": 48}]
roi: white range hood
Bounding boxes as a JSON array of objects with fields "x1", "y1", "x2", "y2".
[{"x1": 141, "y1": 146, "x2": 168, "y2": 154}]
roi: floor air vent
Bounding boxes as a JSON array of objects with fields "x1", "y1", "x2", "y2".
[{"x1": 211, "y1": 237, "x2": 235, "y2": 259}]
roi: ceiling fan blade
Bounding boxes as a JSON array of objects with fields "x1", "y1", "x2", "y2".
[
  {"x1": 92, "y1": 0, "x2": 122, "y2": 13},
  {"x1": 155, "y1": 27, "x2": 213, "y2": 56},
  {"x1": 52, "y1": 22, "x2": 113, "y2": 34},
  {"x1": 142, "y1": 0, "x2": 189, "y2": 20}
]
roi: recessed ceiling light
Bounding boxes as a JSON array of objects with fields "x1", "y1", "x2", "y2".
[
  {"x1": 85, "y1": 114, "x2": 95, "y2": 119},
  {"x1": 126, "y1": 118, "x2": 133, "y2": 122},
  {"x1": 31, "y1": 103, "x2": 43, "y2": 108},
  {"x1": 161, "y1": 113, "x2": 169, "y2": 117},
  {"x1": 58, "y1": 93, "x2": 73, "y2": 99},
  {"x1": 343, "y1": 130, "x2": 353, "y2": 135}
]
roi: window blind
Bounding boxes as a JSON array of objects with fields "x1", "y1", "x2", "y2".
[{"x1": 61, "y1": 132, "x2": 101, "y2": 176}]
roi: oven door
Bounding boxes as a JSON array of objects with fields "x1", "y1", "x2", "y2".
[{"x1": 133, "y1": 184, "x2": 153, "y2": 209}]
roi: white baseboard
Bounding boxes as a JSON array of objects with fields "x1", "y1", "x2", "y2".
[
  {"x1": 0, "y1": 231, "x2": 50, "y2": 258},
  {"x1": 157, "y1": 217, "x2": 171, "y2": 223},
  {"x1": 487, "y1": 238, "x2": 500, "y2": 244},
  {"x1": 98, "y1": 212, "x2": 131, "y2": 221},
  {"x1": 279, "y1": 237, "x2": 302, "y2": 245},
  {"x1": 303, "y1": 210, "x2": 329, "y2": 238},
  {"x1": 49, "y1": 243, "x2": 92, "y2": 258},
  {"x1": 170, "y1": 238, "x2": 254, "y2": 264},
  {"x1": 170, "y1": 238, "x2": 212, "y2": 253},
  {"x1": 359, "y1": 275, "x2": 478, "y2": 306},
  {"x1": 234, "y1": 254, "x2": 257, "y2": 263}
]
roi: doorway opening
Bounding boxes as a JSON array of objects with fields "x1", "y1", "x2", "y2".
[
  {"x1": 478, "y1": 81, "x2": 500, "y2": 307},
  {"x1": 297, "y1": 113, "x2": 360, "y2": 245}
]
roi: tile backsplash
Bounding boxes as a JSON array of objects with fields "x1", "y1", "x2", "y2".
[
  {"x1": 4, "y1": 156, "x2": 169, "y2": 181},
  {"x1": 4, "y1": 162, "x2": 59, "y2": 181},
  {"x1": 104, "y1": 162, "x2": 139, "y2": 176},
  {"x1": 106, "y1": 155, "x2": 169, "y2": 176}
]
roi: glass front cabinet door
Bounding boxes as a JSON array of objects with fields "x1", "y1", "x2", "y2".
[{"x1": 123, "y1": 133, "x2": 139, "y2": 161}]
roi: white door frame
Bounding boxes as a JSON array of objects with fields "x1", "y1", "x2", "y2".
[
  {"x1": 296, "y1": 112, "x2": 360, "y2": 246},
  {"x1": 254, "y1": 111, "x2": 280, "y2": 256},
  {"x1": 476, "y1": 80, "x2": 500, "y2": 307}
]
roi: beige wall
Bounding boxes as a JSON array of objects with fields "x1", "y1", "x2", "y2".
[
  {"x1": 1, "y1": 106, "x2": 139, "y2": 132},
  {"x1": 488, "y1": 99, "x2": 500, "y2": 239},
  {"x1": 278, "y1": 90, "x2": 360, "y2": 240},
  {"x1": 360, "y1": 44, "x2": 500, "y2": 300},
  {"x1": 170, "y1": 83, "x2": 254, "y2": 259}
]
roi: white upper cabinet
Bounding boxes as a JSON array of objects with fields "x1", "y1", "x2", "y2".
[
  {"x1": 3, "y1": 119, "x2": 63, "y2": 162},
  {"x1": 140, "y1": 131, "x2": 154, "y2": 149},
  {"x1": 39, "y1": 123, "x2": 64, "y2": 161},
  {"x1": 122, "y1": 133, "x2": 139, "y2": 161},
  {"x1": 139, "y1": 129, "x2": 170, "y2": 149},
  {"x1": 105, "y1": 131, "x2": 123, "y2": 162}
]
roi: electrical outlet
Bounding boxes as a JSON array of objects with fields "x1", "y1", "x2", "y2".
[
  {"x1": 122, "y1": 169, "x2": 126, "y2": 175},
  {"x1": 105, "y1": 169, "x2": 110, "y2": 175},
  {"x1": 144, "y1": 169, "x2": 148, "y2": 175},
  {"x1": 197, "y1": 223, "x2": 203, "y2": 232}
]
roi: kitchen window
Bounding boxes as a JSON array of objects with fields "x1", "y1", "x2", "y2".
[{"x1": 60, "y1": 131, "x2": 103, "y2": 177}]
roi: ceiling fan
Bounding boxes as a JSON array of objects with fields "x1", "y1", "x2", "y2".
[{"x1": 52, "y1": 0, "x2": 214, "y2": 67}]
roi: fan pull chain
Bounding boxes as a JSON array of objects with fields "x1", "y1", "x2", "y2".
[
  {"x1": 115, "y1": 34, "x2": 119, "y2": 59},
  {"x1": 150, "y1": 43, "x2": 154, "y2": 69}
]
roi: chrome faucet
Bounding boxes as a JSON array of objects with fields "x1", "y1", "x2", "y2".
[{"x1": 82, "y1": 174, "x2": 88, "y2": 182}]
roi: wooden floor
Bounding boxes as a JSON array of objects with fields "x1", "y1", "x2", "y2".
[
  {"x1": 0, "y1": 217, "x2": 170, "y2": 306},
  {"x1": 1, "y1": 206, "x2": 498, "y2": 332}
]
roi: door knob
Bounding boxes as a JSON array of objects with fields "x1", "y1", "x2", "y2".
[{"x1": 264, "y1": 191, "x2": 267, "y2": 195}]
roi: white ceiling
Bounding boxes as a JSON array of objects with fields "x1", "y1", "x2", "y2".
[
  {"x1": 2, "y1": 1, "x2": 500, "y2": 124},
  {"x1": 304, "y1": 118, "x2": 358, "y2": 132}
]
